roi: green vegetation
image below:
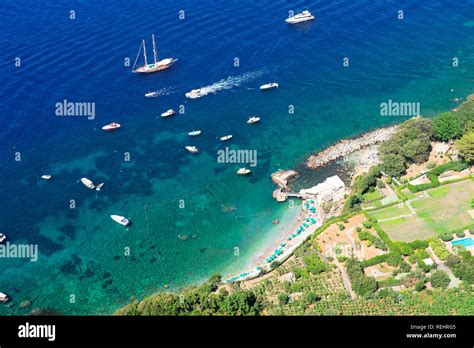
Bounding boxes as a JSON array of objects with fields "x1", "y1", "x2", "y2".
[
  {"x1": 428, "y1": 238, "x2": 450, "y2": 260},
  {"x1": 380, "y1": 117, "x2": 433, "y2": 177},
  {"x1": 345, "y1": 259, "x2": 378, "y2": 297},
  {"x1": 357, "y1": 230, "x2": 387, "y2": 250},
  {"x1": 430, "y1": 270, "x2": 450, "y2": 289},
  {"x1": 303, "y1": 254, "x2": 327, "y2": 274},
  {"x1": 447, "y1": 252, "x2": 474, "y2": 284},
  {"x1": 456, "y1": 131, "x2": 474, "y2": 164}
]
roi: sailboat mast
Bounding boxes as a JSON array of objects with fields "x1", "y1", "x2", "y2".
[
  {"x1": 142, "y1": 39, "x2": 148, "y2": 66},
  {"x1": 152, "y1": 34, "x2": 158, "y2": 64}
]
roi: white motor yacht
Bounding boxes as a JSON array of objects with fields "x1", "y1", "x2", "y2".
[
  {"x1": 0, "y1": 292, "x2": 8, "y2": 303},
  {"x1": 111, "y1": 215, "x2": 130, "y2": 226},
  {"x1": 188, "y1": 130, "x2": 202, "y2": 136},
  {"x1": 186, "y1": 89, "x2": 204, "y2": 99},
  {"x1": 237, "y1": 168, "x2": 251, "y2": 175},
  {"x1": 145, "y1": 91, "x2": 159, "y2": 98},
  {"x1": 219, "y1": 135, "x2": 233, "y2": 141},
  {"x1": 260, "y1": 83, "x2": 279, "y2": 90},
  {"x1": 285, "y1": 10, "x2": 315, "y2": 24},
  {"x1": 185, "y1": 146, "x2": 199, "y2": 154},
  {"x1": 160, "y1": 109, "x2": 176, "y2": 117},
  {"x1": 81, "y1": 178, "x2": 95, "y2": 189},
  {"x1": 102, "y1": 122, "x2": 121, "y2": 131},
  {"x1": 247, "y1": 116, "x2": 260, "y2": 124}
]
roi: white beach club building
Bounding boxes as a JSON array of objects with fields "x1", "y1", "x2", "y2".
[{"x1": 299, "y1": 175, "x2": 345, "y2": 203}]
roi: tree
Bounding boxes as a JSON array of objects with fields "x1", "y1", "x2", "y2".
[
  {"x1": 303, "y1": 254, "x2": 327, "y2": 274},
  {"x1": 456, "y1": 131, "x2": 474, "y2": 163},
  {"x1": 430, "y1": 270, "x2": 450, "y2": 289},
  {"x1": 277, "y1": 292, "x2": 289, "y2": 305},
  {"x1": 432, "y1": 112, "x2": 464, "y2": 141},
  {"x1": 415, "y1": 280, "x2": 425, "y2": 292},
  {"x1": 381, "y1": 153, "x2": 406, "y2": 177}
]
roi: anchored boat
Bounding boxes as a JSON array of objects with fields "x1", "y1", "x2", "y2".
[
  {"x1": 219, "y1": 135, "x2": 233, "y2": 141},
  {"x1": 188, "y1": 130, "x2": 202, "y2": 136},
  {"x1": 96, "y1": 183, "x2": 104, "y2": 191},
  {"x1": 81, "y1": 177, "x2": 95, "y2": 189},
  {"x1": 132, "y1": 34, "x2": 176, "y2": 74},
  {"x1": 285, "y1": 10, "x2": 315, "y2": 24},
  {"x1": 237, "y1": 168, "x2": 251, "y2": 175},
  {"x1": 0, "y1": 233, "x2": 5, "y2": 243},
  {"x1": 102, "y1": 122, "x2": 121, "y2": 131},
  {"x1": 160, "y1": 109, "x2": 175, "y2": 117},
  {"x1": 247, "y1": 116, "x2": 260, "y2": 124},
  {"x1": 0, "y1": 292, "x2": 8, "y2": 303},
  {"x1": 185, "y1": 146, "x2": 199, "y2": 154},
  {"x1": 111, "y1": 215, "x2": 130, "y2": 226},
  {"x1": 41, "y1": 175, "x2": 52, "y2": 180}
]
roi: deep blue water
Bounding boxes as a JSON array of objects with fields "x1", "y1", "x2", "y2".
[{"x1": 1, "y1": 0, "x2": 474, "y2": 314}]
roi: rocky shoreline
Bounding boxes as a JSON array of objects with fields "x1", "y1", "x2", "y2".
[{"x1": 306, "y1": 125, "x2": 398, "y2": 169}]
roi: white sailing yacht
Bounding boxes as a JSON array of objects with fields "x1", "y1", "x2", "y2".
[{"x1": 132, "y1": 34, "x2": 177, "y2": 74}]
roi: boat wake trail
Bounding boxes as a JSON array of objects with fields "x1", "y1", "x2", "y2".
[
  {"x1": 153, "y1": 86, "x2": 176, "y2": 96},
  {"x1": 186, "y1": 70, "x2": 264, "y2": 98}
]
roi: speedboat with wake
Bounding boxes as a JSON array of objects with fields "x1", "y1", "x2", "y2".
[
  {"x1": 285, "y1": 10, "x2": 315, "y2": 24},
  {"x1": 237, "y1": 168, "x2": 251, "y2": 175},
  {"x1": 186, "y1": 89, "x2": 204, "y2": 99},
  {"x1": 219, "y1": 135, "x2": 233, "y2": 141},
  {"x1": 102, "y1": 122, "x2": 121, "y2": 131},
  {"x1": 260, "y1": 83, "x2": 278, "y2": 90},
  {"x1": 81, "y1": 177, "x2": 95, "y2": 189},
  {"x1": 247, "y1": 116, "x2": 260, "y2": 124},
  {"x1": 160, "y1": 109, "x2": 175, "y2": 117},
  {"x1": 145, "y1": 91, "x2": 159, "y2": 98},
  {"x1": 188, "y1": 130, "x2": 202, "y2": 136},
  {"x1": 185, "y1": 146, "x2": 199, "y2": 154},
  {"x1": 110, "y1": 215, "x2": 130, "y2": 226},
  {"x1": 132, "y1": 34, "x2": 177, "y2": 74}
]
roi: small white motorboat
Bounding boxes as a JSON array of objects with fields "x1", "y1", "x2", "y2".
[
  {"x1": 185, "y1": 146, "x2": 199, "y2": 154},
  {"x1": 0, "y1": 233, "x2": 6, "y2": 243},
  {"x1": 96, "y1": 183, "x2": 104, "y2": 191},
  {"x1": 285, "y1": 10, "x2": 315, "y2": 24},
  {"x1": 237, "y1": 168, "x2": 251, "y2": 175},
  {"x1": 145, "y1": 91, "x2": 159, "y2": 98},
  {"x1": 219, "y1": 135, "x2": 233, "y2": 141},
  {"x1": 186, "y1": 89, "x2": 204, "y2": 99},
  {"x1": 260, "y1": 83, "x2": 279, "y2": 90},
  {"x1": 247, "y1": 116, "x2": 260, "y2": 124},
  {"x1": 81, "y1": 177, "x2": 95, "y2": 189},
  {"x1": 0, "y1": 292, "x2": 8, "y2": 303},
  {"x1": 102, "y1": 122, "x2": 121, "y2": 131},
  {"x1": 111, "y1": 215, "x2": 130, "y2": 226},
  {"x1": 188, "y1": 130, "x2": 202, "y2": 136},
  {"x1": 41, "y1": 175, "x2": 52, "y2": 180},
  {"x1": 160, "y1": 109, "x2": 176, "y2": 118}
]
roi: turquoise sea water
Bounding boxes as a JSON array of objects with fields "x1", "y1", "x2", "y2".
[{"x1": 1, "y1": 0, "x2": 474, "y2": 314}]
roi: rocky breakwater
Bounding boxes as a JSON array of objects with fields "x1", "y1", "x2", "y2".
[
  {"x1": 306, "y1": 126, "x2": 398, "y2": 169},
  {"x1": 271, "y1": 169, "x2": 299, "y2": 202}
]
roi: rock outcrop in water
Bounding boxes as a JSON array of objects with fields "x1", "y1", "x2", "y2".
[{"x1": 306, "y1": 126, "x2": 398, "y2": 169}]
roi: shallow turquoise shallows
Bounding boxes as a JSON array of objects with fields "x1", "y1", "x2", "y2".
[{"x1": 1, "y1": 0, "x2": 474, "y2": 314}]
